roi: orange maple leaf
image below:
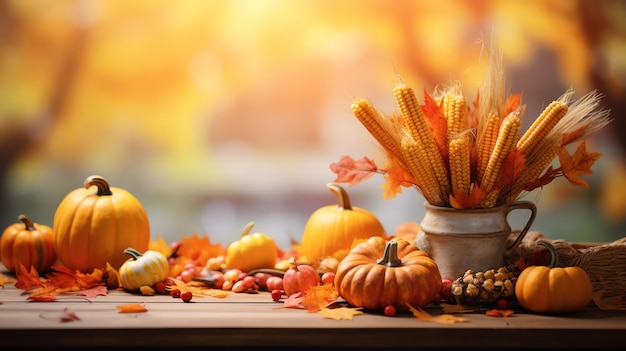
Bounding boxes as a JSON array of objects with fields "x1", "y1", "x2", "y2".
[
  {"x1": 503, "y1": 93, "x2": 522, "y2": 116},
  {"x1": 406, "y1": 304, "x2": 468, "y2": 324},
  {"x1": 274, "y1": 292, "x2": 306, "y2": 309},
  {"x1": 485, "y1": 309, "x2": 515, "y2": 317},
  {"x1": 329, "y1": 155, "x2": 379, "y2": 186},
  {"x1": 449, "y1": 185, "x2": 486, "y2": 209},
  {"x1": 492, "y1": 149, "x2": 526, "y2": 190},
  {"x1": 558, "y1": 141, "x2": 602, "y2": 187},
  {"x1": 176, "y1": 233, "x2": 226, "y2": 267},
  {"x1": 14, "y1": 264, "x2": 44, "y2": 291},
  {"x1": 302, "y1": 284, "x2": 339, "y2": 312},
  {"x1": 318, "y1": 306, "x2": 363, "y2": 320},
  {"x1": 381, "y1": 155, "x2": 415, "y2": 199},
  {"x1": 149, "y1": 235, "x2": 174, "y2": 258},
  {"x1": 46, "y1": 265, "x2": 105, "y2": 292},
  {"x1": 27, "y1": 282, "x2": 58, "y2": 301}
]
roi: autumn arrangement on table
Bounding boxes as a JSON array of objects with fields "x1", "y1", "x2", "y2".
[{"x1": 330, "y1": 48, "x2": 611, "y2": 209}]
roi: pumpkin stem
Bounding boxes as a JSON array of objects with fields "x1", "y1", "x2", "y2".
[
  {"x1": 377, "y1": 241, "x2": 402, "y2": 267},
  {"x1": 241, "y1": 221, "x2": 255, "y2": 238},
  {"x1": 17, "y1": 214, "x2": 36, "y2": 231},
  {"x1": 124, "y1": 247, "x2": 143, "y2": 261},
  {"x1": 536, "y1": 240, "x2": 558, "y2": 268},
  {"x1": 327, "y1": 182, "x2": 352, "y2": 210},
  {"x1": 84, "y1": 175, "x2": 113, "y2": 196}
]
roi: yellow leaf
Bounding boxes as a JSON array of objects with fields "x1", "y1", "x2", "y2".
[
  {"x1": 318, "y1": 306, "x2": 363, "y2": 320},
  {"x1": 441, "y1": 303, "x2": 477, "y2": 313},
  {"x1": 407, "y1": 303, "x2": 470, "y2": 324}
]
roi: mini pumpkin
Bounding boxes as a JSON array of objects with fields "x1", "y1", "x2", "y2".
[
  {"x1": 283, "y1": 257, "x2": 320, "y2": 296},
  {"x1": 53, "y1": 175, "x2": 150, "y2": 272},
  {"x1": 0, "y1": 214, "x2": 57, "y2": 273},
  {"x1": 226, "y1": 221, "x2": 278, "y2": 273},
  {"x1": 334, "y1": 236, "x2": 442, "y2": 311},
  {"x1": 515, "y1": 240, "x2": 593, "y2": 314},
  {"x1": 299, "y1": 182, "x2": 387, "y2": 266},
  {"x1": 119, "y1": 247, "x2": 169, "y2": 291}
]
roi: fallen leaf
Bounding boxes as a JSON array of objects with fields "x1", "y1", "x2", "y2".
[
  {"x1": 0, "y1": 273, "x2": 16, "y2": 287},
  {"x1": 485, "y1": 309, "x2": 515, "y2": 317},
  {"x1": 72, "y1": 285, "x2": 108, "y2": 298},
  {"x1": 274, "y1": 292, "x2": 305, "y2": 309},
  {"x1": 406, "y1": 304, "x2": 469, "y2": 324},
  {"x1": 14, "y1": 264, "x2": 44, "y2": 291},
  {"x1": 39, "y1": 307, "x2": 81, "y2": 323},
  {"x1": 302, "y1": 284, "x2": 339, "y2": 312},
  {"x1": 117, "y1": 303, "x2": 148, "y2": 313},
  {"x1": 441, "y1": 303, "x2": 477, "y2": 313},
  {"x1": 318, "y1": 306, "x2": 363, "y2": 320}
]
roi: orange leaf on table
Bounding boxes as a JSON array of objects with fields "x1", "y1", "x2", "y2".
[
  {"x1": 27, "y1": 283, "x2": 57, "y2": 301},
  {"x1": 14, "y1": 264, "x2": 44, "y2": 291},
  {"x1": 274, "y1": 292, "x2": 306, "y2": 309},
  {"x1": 302, "y1": 284, "x2": 339, "y2": 312},
  {"x1": 71, "y1": 285, "x2": 108, "y2": 298},
  {"x1": 485, "y1": 309, "x2": 515, "y2": 317},
  {"x1": 407, "y1": 304, "x2": 469, "y2": 324},
  {"x1": 329, "y1": 155, "x2": 378, "y2": 186},
  {"x1": 46, "y1": 265, "x2": 105, "y2": 292},
  {"x1": 318, "y1": 306, "x2": 363, "y2": 320},
  {"x1": 117, "y1": 303, "x2": 148, "y2": 313},
  {"x1": 0, "y1": 273, "x2": 16, "y2": 287},
  {"x1": 559, "y1": 141, "x2": 602, "y2": 187}
]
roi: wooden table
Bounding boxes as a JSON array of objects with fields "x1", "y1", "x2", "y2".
[{"x1": 1, "y1": 270, "x2": 625, "y2": 350}]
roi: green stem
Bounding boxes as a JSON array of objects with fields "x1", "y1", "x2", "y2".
[
  {"x1": 536, "y1": 240, "x2": 558, "y2": 268},
  {"x1": 124, "y1": 247, "x2": 143, "y2": 261}
]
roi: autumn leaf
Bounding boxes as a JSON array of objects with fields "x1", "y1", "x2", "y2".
[
  {"x1": 504, "y1": 93, "x2": 522, "y2": 116},
  {"x1": 485, "y1": 309, "x2": 515, "y2": 317},
  {"x1": 302, "y1": 284, "x2": 339, "y2": 312},
  {"x1": 175, "y1": 233, "x2": 226, "y2": 267},
  {"x1": 450, "y1": 185, "x2": 486, "y2": 209},
  {"x1": 39, "y1": 307, "x2": 81, "y2": 322},
  {"x1": 381, "y1": 155, "x2": 414, "y2": 200},
  {"x1": 105, "y1": 262, "x2": 121, "y2": 289},
  {"x1": 524, "y1": 165, "x2": 560, "y2": 192},
  {"x1": 559, "y1": 141, "x2": 602, "y2": 187},
  {"x1": 329, "y1": 155, "x2": 378, "y2": 186},
  {"x1": 441, "y1": 303, "x2": 477, "y2": 313},
  {"x1": 422, "y1": 89, "x2": 449, "y2": 159},
  {"x1": 117, "y1": 303, "x2": 148, "y2": 313},
  {"x1": 14, "y1": 264, "x2": 44, "y2": 291},
  {"x1": 493, "y1": 149, "x2": 526, "y2": 190},
  {"x1": 318, "y1": 306, "x2": 363, "y2": 320},
  {"x1": 149, "y1": 235, "x2": 174, "y2": 258},
  {"x1": 274, "y1": 292, "x2": 306, "y2": 309},
  {"x1": 46, "y1": 265, "x2": 106, "y2": 292},
  {"x1": 406, "y1": 304, "x2": 469, "y2": 324},
  {"x1": 71, "y1": 285, "x2": 108, "y2": 298},
  {"x1": 0, "y1": 272, "x2": 16, "y2": 287},
  {"x1": 27, "y1": 283, "x2": 58, "y2": 301}
]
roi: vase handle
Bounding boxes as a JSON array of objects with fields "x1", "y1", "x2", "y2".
[{"x1": 504, "y1": 201, "x2": 537, "y2": 253}]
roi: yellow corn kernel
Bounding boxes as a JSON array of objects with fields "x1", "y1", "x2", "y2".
[
  {"x1": 400, "y1": 137, "x2": 444, "y2": 206},
  {"x1": 445, "y1": 94, "x2": 468, "y2": 137},
  {"x1": 393, "y1": 84, "x2": 451, "y2": 197},
  {"x1": 480, "y1": 111, "x2": 522, "y2": 193},
  {"x1": 352, "y1": 99, "x2": 402, "y2": 158},
  {"x1": 475, "y1": 111, "x2": 501, "y2": 184},
  {"x1": 480, "y1": 188, "x2": 501, "y2": 208},
  {"x1": 449, "y1": 132, "x2": 472, "y2": 197},
  {"x1": 517, "y1": 101, "x2": 568, "y2": 157},
  {"x1": 505, "y1": 136, "x2": 562, "y2": 203}
]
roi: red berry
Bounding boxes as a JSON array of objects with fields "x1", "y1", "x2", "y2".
[
  {"x1": 271, "y1": 289, "x2": 282, "y2": 301},
  {"x1": 170, "y1": 288, "x2": 181, "y2": 298},
  {"x1": 181, "y1": 291, "x2": 193, "y2": 303},
  {"x1": 496, "y1": 298, "x2": 508, "y2": 310},
  {"x1": 154, "y1": 281, "x2": 167, "y2": 294},
  {"x1": 440, "y1": 278, "x2": 453, "y2": 302},
  {"x1": 383, "y1": 305, "x2": 396, "y2": 317}
]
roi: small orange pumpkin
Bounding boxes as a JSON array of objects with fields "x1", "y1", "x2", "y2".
[
  {"x1": 0, "y1": 214, "x2": 57, "y2": 273},
  {"x1": 283, "y1": 257, "x2": 320, "y2": 296},
  {"x1": 515, "y1": 240, "x2": 593, "y2": 314},
  {"x1": 53, "y1": 175, "x2": 150, "y2": 272},
  {"x1": 299, "y1": 182, "x2": 387, "y2": 266},
  {"x1": 334, "y1": 236, "x2": 442, "y2": 311}
]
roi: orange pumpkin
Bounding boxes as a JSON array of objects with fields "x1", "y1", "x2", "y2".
[
  {"x1": 515, "y1": 240, "x2": 593, "y2": 314},
  {"x1": 53, "y1": 175, "x2": 150, "y2": 272},
  {"x1": 283, "y1": 257, "x2": 320, "y2": 296},
  {"x1": 299, "y1": 182, "x2": 387, "y2": 266},
  {"x1": 334, "y1": 236, "x2": 441, "y2": 311},
  {"x1": 0, "y1": 214, "x2": 57, "y2": 273}
]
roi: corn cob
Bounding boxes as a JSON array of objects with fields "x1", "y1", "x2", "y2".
[
  {"x1": 394, "y1": 83, "x2": 451, "y2": 201},
  {"x1": 451, "y1": 265, "x2": 520, "y2": 306},
  {"x1": 445, "y1": 94, "x2": 468, "y2": 137},
  {"x1": 449, "y1": 132, "x2": 472, "y2": 197},
  {"x1": 517, "y1": 101, "x2": 568, "y2": 157},
  {"x1": 480, "y1": 111, "x2": 522, "y2": 193},
  {"x1": 352, "y1": 99, "x2": 402, "y2": 158},
  {"x1": 400, "y1": 136, "x2": 444, "y2": 206},
  {"x1": 475, "y1": 111, "x2": 501, "y2": 185}
]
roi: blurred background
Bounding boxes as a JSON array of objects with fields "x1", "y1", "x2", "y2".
[{"x1": 1, "y1": 0, "x2": 625, "y2": 249}]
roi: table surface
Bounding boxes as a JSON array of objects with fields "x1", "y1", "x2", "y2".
[{"x1": 1, "y1": 268, "x2": 626, "y2": 350}]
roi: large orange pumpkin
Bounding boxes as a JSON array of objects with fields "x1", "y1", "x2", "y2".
[
  {"x1": 0, "y1": 214, "x2": 57, "y2": 273},
  {"x1": 299, "y1": 183, "x2": 386, "y2": 266},
  {"x1": 334, "y1": 236, "x2": 442, "y2": 311},
  {"x1": 53, "y1": 175, "x2": 150, "y2": 272}
]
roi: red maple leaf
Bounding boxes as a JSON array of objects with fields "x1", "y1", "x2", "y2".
[
  {"x1": 493, "y1": 149, "x2": 526, "y2": 190},
  {"x1": 329, "y1": 155, "x2": 379, "y2": 186},
  {"x1": 449, "y1": 185, "x2": 486, "y2": 209},
  {"x1": 422, "y1": 89, "x2": 448, "y2": 159},
  {"x1": 274, "y1": 292, "x2": 306, "y2": 309}
]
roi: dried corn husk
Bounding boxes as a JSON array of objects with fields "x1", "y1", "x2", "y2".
[{"x1": 506, "y1": 232, "x2": 626, "y2": 311}]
